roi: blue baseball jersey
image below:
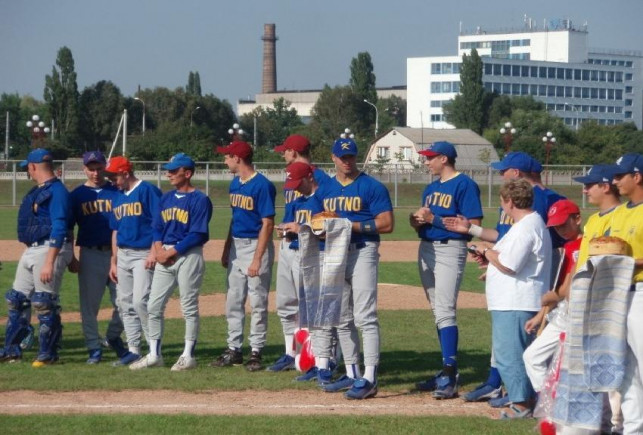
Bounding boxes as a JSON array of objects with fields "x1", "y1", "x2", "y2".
[
  {"x1": 417, "y1": 172, "x2": 483, "y2": 241},
  {"x1": 289, "y1": 189, "x2": 326, "y2": 250},
  {"x1": 282, "y1": 168, "x2": 330, "y2": 224},
  {"x1": 319, "y1": 172, "x2": 393, "y2": 244},
  {"x1": 153, "y1": 189, "x2": 213, "y2": 255},
  {"x1": 70, "y1": 182, "x2": 119, "y2": 247},
  {"x1": 110, "y1": 181, "x2": 162, "y2": 249},
  {"x1": 229, "y1": 172, "x2": 276, "y2": 239}
]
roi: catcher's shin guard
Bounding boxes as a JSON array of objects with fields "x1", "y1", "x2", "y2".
[
  {"x1": 1, "y1": 290, "x2": 31, "y2": 360},
  {"x1": 32, "y1": 292, "x2": 63, "y2": 362}
]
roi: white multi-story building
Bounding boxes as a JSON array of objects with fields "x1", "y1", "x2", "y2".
[{"x1": 407, "y1": 20, "x2": 643, "y2": 129}]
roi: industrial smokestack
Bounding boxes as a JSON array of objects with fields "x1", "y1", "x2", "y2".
[{"x1": 261, "y1": 23, "x2": 278, "y2": 94}]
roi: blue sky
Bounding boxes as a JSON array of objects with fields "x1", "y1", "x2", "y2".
[{"x1": 1, "y1": 0, "x2": 641, "y2": 109}]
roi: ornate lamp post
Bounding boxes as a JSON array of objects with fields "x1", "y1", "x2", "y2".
[
  {"x1": 340, "y1": 128, "x2": 355, "y2": 140},
  {"x1": 499, "y1": 121, "x2": 516, "y2": 153},
  {"x1": 190, "y1": 106, "x2": 201, "y2": 128},
  {"x1": 228, "y1": 123, "x2": 244, "y2": 143},
  {"x1": 542, "y1": 131, "x2": 557, "y2": 185},
  {"x1": 26, "y1": 115, "x2": 50, "y2": 148},
  {"x1": 134, "y1": 97, "x2": 146, "y2": 135}
]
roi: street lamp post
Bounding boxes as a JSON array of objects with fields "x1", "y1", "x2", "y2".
[
  {"x1": 134, "y1": 97, "x2": 146, "y2": 135},
  {"x1": 26, "y1": 115, "x2": 50, "y2": 148},
  {"x1": 228, "y1": 123, "x2": 244, "y2": 143},
  {"x1": 190, "y1": 106, "x2": 201, "y2": 127},
  {"x1": 363, "y1": 99, "x2": 379, "y2": 138},
  {"x1": 499, "y1": 121, "x2": 516, "y2": 154},
  {"x1": 564, "y1": 103, "x2": 580, "y2": 131},
  {"x1": 542, "y1": 131, "x2": 557, "y2": 185}
]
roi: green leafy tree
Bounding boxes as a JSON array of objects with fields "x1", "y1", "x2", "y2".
[
  {"x1": 442, "y1": 48, "x2": 485, "y2": 133},
  {"x1": 44, "y1": 46, "x2": 80, "y2": 151},
  {"x1": 239, "y1": 98, "x2": 303, "y2": 148},
  {"x1": 378, "y1": 95, "x2": 407, "y2": 130},
  {"x1": 186, "y1": 71, "x2": 202, "y2": 97},
  {"x1": 78, "y1": 81, "x2": 124, "y2": 151},
  {"x1": 350, "y1": 52, "x2": 377, "y2": 134}
]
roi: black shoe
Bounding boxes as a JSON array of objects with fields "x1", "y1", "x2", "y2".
[
  {"x1": 245, "y1": 350, "x2": 263, "y2": 372},
  {"x1": 210, "y1": 348, "x2": 243, "y2": 367}
]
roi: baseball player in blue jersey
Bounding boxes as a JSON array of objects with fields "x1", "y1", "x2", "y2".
[
  {"x1": 314, "y1": 137, "x2": 394, "y2": 400},
  {"x1": 130, "y1": 153, "x2": 213, "y2": 371},
  {"x1": 69, "y1": 151, "x2": 127, "y2": 364},
  {"x1": 106, "y1": 156, "x2": 162, "y2": 366},
  {"x1": 410, "y1": 141, "x2": 483, "y2": 399},
  {"x1": 211, "y1": 141, "x2": 276, "y2": 372},
  {"x1": 0, "y1": 149, "x2": 73, "y2": 366},
  {"x1": 269, "y1": 135, "x2": 330, "y2": 372}
]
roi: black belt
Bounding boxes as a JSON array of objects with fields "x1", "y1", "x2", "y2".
[
  {"x1": 422, "y1": 239, "x2": 450, "y2": 244},
  {"x1": 84, "y1": 245, "x2": 112, "y2": 252},
  {"x1": 348, "y1": 242, "x2": 366, "y2": 251},
  {"x1": 27, "y1": 239, "x2": 48, "y2": 247}
]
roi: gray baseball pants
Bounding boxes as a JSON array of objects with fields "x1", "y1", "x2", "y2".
[
  {"x1": 78, "y1": 247, "x2": 124, "y2": 350},
  {"x1": 275, "y1": 240, "x2": 300, "y2": 336},
  {"x1": 13, "y1": 242, "x2": 73, "y2": 297},
  {"x1": 116, "y1": 248, "x2": 153, "y2": 349},
  {"x1": 418, "y1": 240, "x2": 468, "y2": 329},
  {"x1": 147, "y1": 245, "x2": 205, "y2": 342},
  {"x1": 225, "y1": 238, "x2": 274, "y2": 350}
]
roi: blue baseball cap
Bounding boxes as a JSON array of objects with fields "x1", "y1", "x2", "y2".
[
  {"x1": 418, "y1": 141, "x2": 457, "y2": 159},
  {"x1": 530, "y1": 158, "x2": 543, "y2": 173},
  {"x1": 573, "y1": 164, "x2": 620, "y2": 184},
  {"x1": 83, "y1": 151, "x2": 106, "y2": 166},
  {"x1": 19, "y1": 148, "x2": 53, "y2": 168},
  {"x1": 332, "y1": 138, "x2": 358, "y2": 157},
  {"x1": 163, "y1": 153, "x2": 196, "y2": 170},
  {"x1": 490, "y1": 151, "x2": 533, "y2": 172},
  {"x1": 614, "y1": 153, "x2": 643, "y2": 175}
]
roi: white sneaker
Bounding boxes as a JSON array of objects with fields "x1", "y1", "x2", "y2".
[
  {"x1": 129, "y1": 354, "x2": 164, "y2": 370},
  {"x1": 171, "y1": 355, "x2": 197, "y2": 371}
]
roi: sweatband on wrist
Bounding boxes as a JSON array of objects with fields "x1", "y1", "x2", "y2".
[
  {"x1": 360, "y1": 219, "x2": 377, "y2": 234},
  {"x1": 468, "y1": 224, "x2": 483, "y2": 238}
]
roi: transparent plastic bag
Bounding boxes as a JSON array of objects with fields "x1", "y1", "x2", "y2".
[{"x1": 534, "y1": 331, "x2": 566, "y2": 433}]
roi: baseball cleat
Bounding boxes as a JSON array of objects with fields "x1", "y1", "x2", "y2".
[
  {"x1": 86, "y1": 348, "x2": 102, "y2": 364},
  {"x1": 171, "y1": 355, "x2": 197, "y2": 371},
  {"x1": 345, "y1": 378, "x2": 378, "y2": 400},
  {"x1": 432, "y1": 374, "x2": 458, "y2": 400},
  {"x1": 112, "y1": 352, "x2": 142, "y2": 367},
  {"x1": 32, "y1": 356, "x2": 59, "y2": 368},
  {"x1": 463, "y1": 383, "x2": 503, "y2": 402},
  {"x1": 20, "y1": 326, "x2": 35, "y2": 351},
  {"x1": 415, "y1": 371, "x2": 443, "y2": 392},
  {"x1": 129, "y1": 354, "x2": 164, "y2": 370},
  {"x1": 316, "y1": 368, "x2": 333, "y2": 386},
  {"x1": 294, "y1": 366, "x2": 318, "y2": 382},
  {"x1": 321, "y1": 375, "x2": 355, "y2": 393},
  {"x1": 266, "y1": 354, "x2": 295, "y2": 372},
  {"x1": 245, "y1": 351, "x2": 263, "y2": 372},
  {"x1": 210, "y1": 348, "x2": 243, "y2": 367}
]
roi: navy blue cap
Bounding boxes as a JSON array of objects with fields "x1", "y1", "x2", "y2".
[
  {"x1": 19, "y1": 148, "x2": 53, "y2": 168},
  {"x1": 83, "y1": 151, "x2": 106, "y2": 166},
  {"x1": 490, "y1": 151, "x2": 533, "y2": 172},
  {"x1": 418, "y1": 141, "x2": 457, "y2": 159},
  {"x1": 332, "y1": 138, "x2": 358, "y2": 157},
  {"x1": 573, "y1": 164, "x2": 620, "y2": 184},
  {"x1": 614, "y1": 153, "x2": 643, "y2": 175},
  {"x1": 163, "y1": 153, "x2": 196, "y2": 170},
  {"x1": 530, "y1": 158, "x2": 543, "y2": 173}
]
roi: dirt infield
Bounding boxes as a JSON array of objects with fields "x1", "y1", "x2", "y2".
[{"x1": 0, "y1": 389, "x2": 500, "y2": 418}]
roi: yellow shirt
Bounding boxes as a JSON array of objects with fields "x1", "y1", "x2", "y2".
[
  {"x1": 610, "y1": 201, "x2": 643, "y2": 282},
  {"x1": 576, "y1": 207, "x2": 617, "y2": 271}
]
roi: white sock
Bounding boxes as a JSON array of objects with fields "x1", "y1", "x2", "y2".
[
  {"x1": 318, "y1": 357, "x2": 330, "y2": 370},
  {"x1": 314, "y1": 357, "x2": 320, "y2": 367},
  {"x1": 284, "y1": 334, "x2": 295, "y2": 357},
  {"x1": 251, "y1": 348, "x2": 261, "y2": 354},
  {"x1": 129, "y1": 346, "x2": 140, "y2": 355},
  {"x1": 364, "y1": 365, "x2": 377, "y2": 383},
  {"x1": 150, "y1": 340, "x2": 161, "y2": 358},
  {"x1": 346, "y1": 363, "x2": 361, "y2": 379},
  {"x1": 182, "y1": 340, "x2": 196, "y2": 358}
]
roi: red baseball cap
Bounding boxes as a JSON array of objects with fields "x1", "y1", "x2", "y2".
[
  {"x1": 104, "y1": 156, "x2": 133, "y2": 173},
  {"x1": 547, "y1": 199, "x2": 581, "y2": 227},
  {"x1": 216, "y1": 141, "x2": 253, "y2": 159},
  {"x1": 284, "y1": 162, "x2": 313, "y2": 190},
  {"x1": 274, "y1": 135, "x2": 311, "y2": 153}
]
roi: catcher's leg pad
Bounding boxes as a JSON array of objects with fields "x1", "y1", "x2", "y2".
[
  {"x1": 2, "y1": 290, "x2": 31, "y2": 357},
  {"x1": 32, "y1": 292, "x2": 62, "y2": 361}
]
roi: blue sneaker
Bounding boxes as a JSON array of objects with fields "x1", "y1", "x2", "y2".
[
  {"x1": 489, "y1": 394, "x2": 511, "y2": 408},
  {"x1": 416, "y1": 371, "x2": 443, "y2": 392},
  {"x1": 86, "y1": 348, "x2": 102, "y2": 364},
  {"x1": 317, "y1": 368, "x2": 333, "y2": 386},
  {"x1": 266, "y1": 354, "x2": 295, "y2": 372},
  {"x1": 112, "y1": 352, "x2": 142, "y2": 367},
  {"x1": 432, "y1": 374, "x2": 458, "y2": 399},
  {"x1": 345, "y1": 378, "x2": 378, "y2": 400},
  {"x1": 294, "y1": 366, "x2": 319, "y2": 382},
  {"x1": 20, "y1": 325, "x2": 35, "y2": 350},
  {"x1": 321, "y1": 375, "x2": 355, "y2": 393},
  {"x1": 463, "y1": 383, "x2": 503, "y2": 402}
]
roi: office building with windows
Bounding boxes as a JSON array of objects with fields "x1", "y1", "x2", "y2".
[{"x1": 407, "y1": 21, "x2": 643, "y2": 129}]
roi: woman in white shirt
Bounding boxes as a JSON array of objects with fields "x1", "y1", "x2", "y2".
[{"x1": 474, "y1": 178, "x2": 552, "y2": 419}]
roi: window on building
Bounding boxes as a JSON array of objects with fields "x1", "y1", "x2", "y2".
[
  {"x1": 599, "y1": 88, "x2": 606, "y2": 99},
  {"x1": 522, "y1": 39, "x2": 530, "y2": 46},
  {"x1": 431, "y1": 82, "x2": 441, "y2": 93},
  {"x1": 565, "y1": 86, "x2": 573, "y2": 98},
  {"x1": 521, "y1": 84, "x2": 529, "y2": 95},
  {"x1": 484, "y1": 82, "x2": 492, "y2": 92},
  {"x1": 625, "y1": 111, "x2": 632, "y2": 119},
  {"x1": 582, "y1": 87, "x2": 590, "y2": 98},
  {"x1": 599, "y1": 70, "x2": 606, "y2": 81},
  {"x1": 512, "y1": 83, "x2": 520, "y2": 95},
  {"x1": 452, "y1": 82, "x2": 460, "y2": 93},
  {"x1": 574, "y1": 69, "x2": 581, "y2": 80},
  {"x1": 591, "y1": 105, "x2": 599, "y2": 113},
  {"x1": 548, "y1": 85, "x2": 556, "y2": 97},
  {"x1": 625, "y1": 86, "x2": 633, "y2": 93},
  {"x1": 557, "y1": 68, "x2": 565, "y2": 79},
  {"x1": 493, "y1": 82, "x2": 501, "y2": 93},
  {"x1": 377, "y1": 147, "x2": 390, "y2": 158},
  {"x1": 503, "y1": 64, "x2": 511, "y2": 76},
  {"x1": 574, "y1": 87, "x2": 582, "y2": 98},
  {"x1": 443, "y1": 63, "x2": 453, "y2": 74},
  {"x1": 400, "y1": 147, "x2": 413, "y2": 160},
  {"x1": 531, "y1": 66, "x2": 538, "y2": 77},
  {"x1": 599, "y1": 106, "x2": 606, "y2": 113},
  {"x1": 430, "y1": 100, "x2": 442, "y2": 107},
  {"x1": 582, "y1": 105, "x2": 589, "y2": 112},
  {"x1": 615, "y1": 107, "x2": 623, "y2": 114},
  {"x1": 540, "y1": 85, "x2": 548, "y2": 96},
  {"x1": 484, "y1": 63, "x2": 492, "y2": 75},
  {"x1": 590, "y1": 70, "x2": 599, "y2": 81},
  {"x1": 608, "y1": 89, "x2": 615, "y2": 100},
  {"x1": 502, "y1": 83, "x2": 511, "y2": 94},
  {"x1": 556, "y1": 104, "x2": 565, "y2": 111},
  {"x1": 615, "y1": 72, "x2": 623, "y2": 82},
  {"x1": 442, "y1": 82, "x2": 452, "y2": 93},
  {"x1": 556, "y1": 86, "x2": 564, "y2": 97},
  {"x1": 615, "y1": 89, "x2": 623, "y2": 100},
  {"x1": 431, "y1": 63, "x2": 441, "y2": 74},
  {"x1": 608, "y1": 71, "x2": 615, "y2": 82},
  {"x1": 521, "y1": 66, "x2": 529, "y2": 77},
  {"x1": 591, "y1": 88, "x2": 598, "y2": 99},
  {"x1": 430, "y1": 114, "x2": 442, "y2": 122},
  {"x1": 512, "y1": 65, "x2": 520, "y2": 76},
  {"x1": 582, "y1": 70, "x2": 590, "y2": 81},
  {"x1": 565, "y1": 68, "x2": 572, "y2": 79},
  {"x1": 607, "y1": 106, "x2": 615, "y2": 113},
  {"x1": 530, "y1": 84, "x2": 538, "y2": 95},
  {"x1": 548, "y1": 67, "x2": 557, "y2": 79},
  {"x1": 540, "y1": 66, "x2": 548, "y2": 78},
  {"x1": 625, "y1": 61, "x2": 633, "y2": 67},
  {"x1": 453, "y1": 63, "x2": 461, "y2": 73},
  {"x1": 493, "y1": 64, "x2": 502, "y2": 75}
]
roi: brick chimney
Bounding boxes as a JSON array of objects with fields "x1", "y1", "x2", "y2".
[{"x1": 261, "y1": 24, "x2": 277, "y2": 94}]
